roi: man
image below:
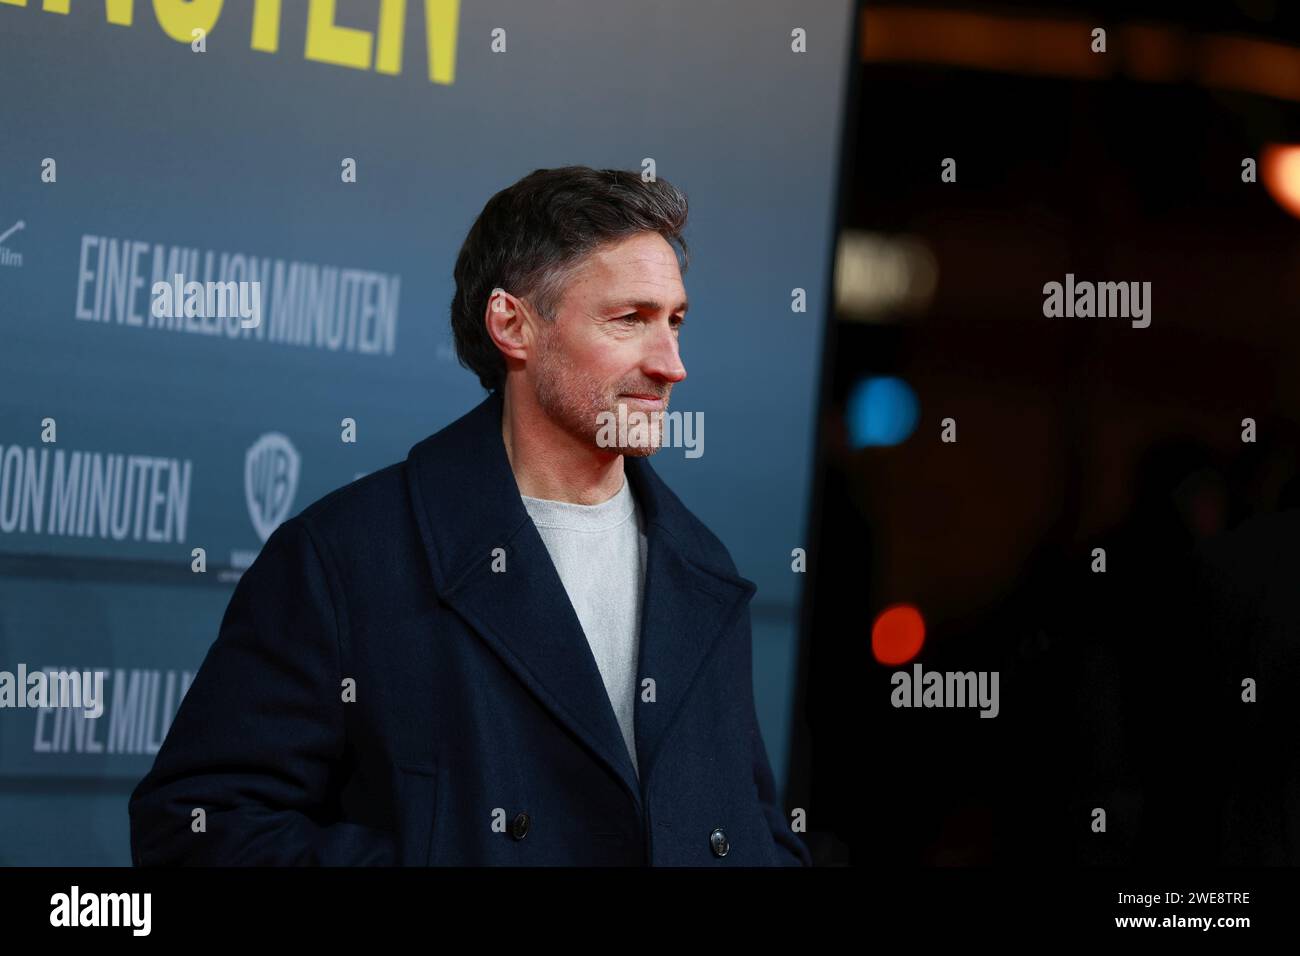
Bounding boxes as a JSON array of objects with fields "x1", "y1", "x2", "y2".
[{"x1": 129, "y1": 166, "x2": 811, "y2": 866}]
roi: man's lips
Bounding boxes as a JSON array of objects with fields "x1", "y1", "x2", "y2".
[{"x1": 620, "y1": 393, "x2": 666, "y2": 404}]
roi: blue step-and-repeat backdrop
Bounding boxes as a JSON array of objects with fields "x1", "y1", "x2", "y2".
[{"x1": 0, "y1": 0, "x2": 852, "y2": 864}]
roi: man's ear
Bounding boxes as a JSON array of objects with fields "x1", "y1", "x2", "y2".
[{"x1": 485, "y1": 288, "x2": 530, "y2": 364}]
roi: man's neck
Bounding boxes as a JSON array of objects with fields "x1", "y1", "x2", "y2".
[{"x1": 500, "y1": 387, "x2": 626, "y2": 505}]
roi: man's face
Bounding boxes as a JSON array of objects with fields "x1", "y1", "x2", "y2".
[{"x1": 530, "y1": 232, "x2": 688, "y2": 457}]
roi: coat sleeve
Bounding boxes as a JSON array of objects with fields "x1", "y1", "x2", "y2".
[{"x1": 128, "y1": 517, "x2": 395, "y2": 866}]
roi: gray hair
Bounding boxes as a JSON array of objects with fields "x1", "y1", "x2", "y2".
[{"x1": 450, "y1": 166, "x2": 690, "y2": 392}]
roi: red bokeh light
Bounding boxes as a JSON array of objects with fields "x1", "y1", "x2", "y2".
[{"x1": 872, "y1": 604, "x2": 926, "y2": 666}]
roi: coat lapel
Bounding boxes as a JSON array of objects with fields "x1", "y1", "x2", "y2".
[
  {"x1": 405, "y1": 389, "x2": 757, "y2": 807},
  {"x1": 623, "y1": 456, "x2": 758, "y2": 787}
]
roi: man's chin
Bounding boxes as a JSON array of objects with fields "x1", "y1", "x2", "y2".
[
  {"x1": 618, "y1": 443, "x2": 662, "y2": 458},
  {"x1": 581, "y1": 433, "x2": 662, "y2": 457}
]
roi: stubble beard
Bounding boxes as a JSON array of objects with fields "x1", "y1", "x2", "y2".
[{"x1": 533, "y1": 323, "x2": 664, "y2": 458}]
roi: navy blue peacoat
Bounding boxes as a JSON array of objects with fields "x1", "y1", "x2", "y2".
[{"x1": 129, "y1": 388, "x2": 811, "y2": 866}]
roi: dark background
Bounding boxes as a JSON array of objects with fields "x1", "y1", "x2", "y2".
[{"x1": 793, "y1": 0, "x2": 1300, "y2": 866}]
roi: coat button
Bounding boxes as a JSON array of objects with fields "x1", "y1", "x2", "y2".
[
  {"x1": 511, "y1": 812, "x2": 531, "y2": 840},
  {"x1": 709, "y1": 827, "x2": 729, "y2": 857}
]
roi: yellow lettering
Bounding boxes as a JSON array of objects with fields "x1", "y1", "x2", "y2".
[
  {"x1": 375, "y1": 0, "x2": 404, "y2": 75},
  {"x1": 425, "y1": 0, "x2": 458, "y2": 85},
  {"x1": 35, "y1": 0, "x2": 133, "y2": 22},
  {"x1": 250, "y1": 0, "x2": 280, "y2": 53},
  {"x1": 13, "y1": 0, "x2": 459, "y2": 84},
  {"x1": 152, "y1": 0, "x2": 222, "y2": 42},
  {"x1": 305, "y1": 0, "x2": 371, "y2": 71}
]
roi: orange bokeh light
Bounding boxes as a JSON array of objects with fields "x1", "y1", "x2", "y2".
[
  {"x1": 1262, "y1": 145, "x2": 1300, "y2": 220},
  {"x1": 872, "y1": 604, "x2": 926, "y2": 666}
]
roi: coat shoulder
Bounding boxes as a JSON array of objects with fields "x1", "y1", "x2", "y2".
[
  {"x1": 293, "y1": 461, "x2": 409, "y2": 530},
  {"x1": 285, "y1": 461, "x2": 417, "y2": 570}
]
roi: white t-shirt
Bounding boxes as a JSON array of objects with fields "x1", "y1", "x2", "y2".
[{"x1": 521, "y1": 474, "x2": 648, "y2": 778}]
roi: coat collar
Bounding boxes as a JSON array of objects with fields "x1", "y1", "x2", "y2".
[{"x1": 404, "y1": 388, "x2": 757, "y2": 810}]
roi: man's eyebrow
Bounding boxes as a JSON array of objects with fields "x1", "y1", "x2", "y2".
[{"x1": 598, "y1": 298, "x2": 689, "y2": 315}]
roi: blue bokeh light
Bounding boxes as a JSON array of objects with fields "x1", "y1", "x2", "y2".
[{"x1": 846, "y1": 376, "x2": 919, "y2": 447}]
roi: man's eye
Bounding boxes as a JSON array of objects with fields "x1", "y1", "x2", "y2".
[{"x1": 618, "y1": 313, "x2": 639, "y2": 323}]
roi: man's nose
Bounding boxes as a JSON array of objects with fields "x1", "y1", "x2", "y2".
[{"x1": 644, "y1": 325, "x2": 687, "y2": 384}]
